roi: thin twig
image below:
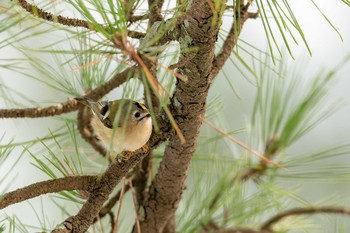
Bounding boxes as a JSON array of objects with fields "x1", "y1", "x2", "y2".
[
  {"x1": 108, "y1": 212, "x2": 116, "y2": 233},
  {"x1": 11, "y1": 0, "x2": 145, "y2": 39},
  {"x1": 96, "y1": 214, "x2": 105, "y2": 233},
  {"x1": 261, "y1": 207, "x2": 350, "y2": 231},
  {"x1": 113, "y1": 177, "x2": 127, "y2": 233},
  {"x1": 200, "y1": 217, "x2": 267, "y2": 233},
  {"x1": 202, "y1": 118, "x2": 286, "y2": 170},
  {"x1": 240, "y1": 136, "x2": 281, "y2": 181},
  {"x1": 129, "y1": 178, "x2": 141, "y2": 233}
]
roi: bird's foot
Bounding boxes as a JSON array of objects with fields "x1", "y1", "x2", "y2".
[
  {"x1": 141, "y1": 144, "x2": 149, "y2": 153},
  {"x1": 119, "y1": 151, "x2": 133, "y2": 160}
]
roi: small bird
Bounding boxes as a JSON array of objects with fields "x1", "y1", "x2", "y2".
[{"x1": 75, "y1": 97, "x2": 152, "y2": 159}]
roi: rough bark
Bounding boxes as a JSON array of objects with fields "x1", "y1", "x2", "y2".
[
  {"x1": 137, "y1": 1, "x2": 223, "y2": 232},
  {"x1": 0, "y1": 176, "x2": 96, "y2": 210}
]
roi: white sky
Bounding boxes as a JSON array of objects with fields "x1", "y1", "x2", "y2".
[{"x1": 1, "y1": 0, "x2": 350, "y2": 231}]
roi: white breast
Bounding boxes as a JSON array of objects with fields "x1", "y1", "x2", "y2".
[
  {"x1": 91, "y1": 116, "x2": 152, "y2": 154},
  {"x1": 122, "y1": 117, "x2": 152, "y2": 152}
]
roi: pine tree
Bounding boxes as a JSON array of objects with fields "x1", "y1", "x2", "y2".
[{"x1": 1, "y1": 1, "x2": 350, "y2": 233}]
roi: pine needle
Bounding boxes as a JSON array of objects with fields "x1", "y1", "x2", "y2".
[{"x1": 202, "y1": 118, "x2": 287, "y2": 170}]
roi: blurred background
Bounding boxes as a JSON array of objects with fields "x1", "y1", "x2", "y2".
[{"x1": 1, "y1": 0, "x2": 350, "y2": 232}]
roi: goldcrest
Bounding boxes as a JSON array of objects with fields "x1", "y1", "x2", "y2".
[{"x1": 75, "y1": 97, "x2": 152, "y2": 157}]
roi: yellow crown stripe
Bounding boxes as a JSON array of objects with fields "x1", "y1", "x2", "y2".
[{"x1": 136, "y1": 102, "x2": 147, "y2": 110}]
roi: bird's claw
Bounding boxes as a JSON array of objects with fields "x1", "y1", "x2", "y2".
[
  {"x1": 141, "y1": 145, "x2": 149, "y2": 153},
  {"x1": 119, "y1": 151, "x2": 133, "y2": 160}
]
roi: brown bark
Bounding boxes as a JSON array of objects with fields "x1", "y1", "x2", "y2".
[
  {"x1": 137, "y1": 1, "x2": 224, "y2": 232},
  {"x1": 148, "y1": 0, "x2": 164, "y2": 25},
  {"x1": 0, "y1": 175, "x2": 96, "y2": 210},
  {"x1": 0, "y1": 66, "x2": 136, "y2": 118},
  {"x1": 52, "y1": 152, "x2": 149, "y2": 233},
  {"x1": 210, "y1": 1, "x2": 257, "y2": 80},
  {"x1": 1, "y1": 1, "x2": 259, "y2": 232},
  {"x1": 10, "y1": 0, "x2": 145, "y2": 38}
]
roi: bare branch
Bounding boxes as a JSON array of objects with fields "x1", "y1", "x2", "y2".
[
  {"x1": 108, "y1": 212, "x2": 116, "y2": 233},
  {"x1": 11, "y1": 0, "x2": 145, "y2": 39},
  {"x1": 12, "y1": 0, "x2": 91, "y2": 29},
  {"x1": 261, "y1": 207, "x2": 350, "y2": 232},
  {"x1": 201, "y1": 228, "x2": 265, "y2": 233},
  {"x1": 0, "y1": 66, "x2": 136, "y2": 119},
  {"x1": 0, "y1": 99, "x2": 78, "y2": 118},
  {"x1": 200, "y1": 221, "x2": 265, "y2": 233},
  {"x1": 0, "y1": 175, "x2": 96, "y2": 210}
]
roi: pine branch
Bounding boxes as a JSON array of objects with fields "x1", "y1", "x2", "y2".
[
  {"x1": 0, "y1": 175, "x2": 96, "y2": 210},
  {"x1": 240, "y1": 137, "x2": 280, "y2": 181},
  {"x1": 0, "y1": 66, "x2": 136, "y2": 118},
  {"x1": 200, "y1": 221, "x2": 264, "y2": 233},
  {"x1": 0, "y1": 98, "x2": 77, "y2": 118},
  {"x1": 260, "y1": 207, "x2": 350, "y2": 232},
  {"x1": 51, "y1": 152, "x2": 149, "y2": 233},
  {"x1": 210, "y1": 1, "x2": 258, "y2": 80},
  {"x1": 135, "y1": 1, "x2": 223, "y2": 232},
  {"x1": 13, "y1": 0, "x2": 91, "y2": 28},
  {"x1": 11, "y1": 0, "x2": 145, "y2": 39},
  {"x1": 51, "y1": 121, "x2": 169, "y2": 233}
]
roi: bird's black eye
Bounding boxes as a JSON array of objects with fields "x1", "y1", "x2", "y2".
[
  {"x1": 100, "y1": 105, "x2": 109, "y2": 116},
  {"x1": 134, "y1": 111, "x2": 141, "y2": 118}
]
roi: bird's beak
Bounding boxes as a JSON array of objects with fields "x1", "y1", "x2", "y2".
[{"x1": 139, "y1": 113, "x2": 151, "y2": 121}]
